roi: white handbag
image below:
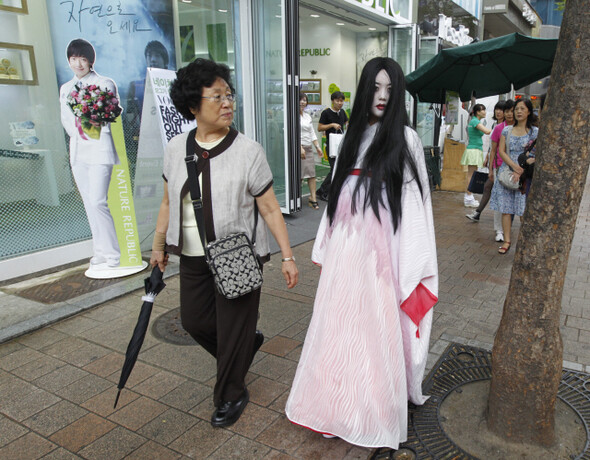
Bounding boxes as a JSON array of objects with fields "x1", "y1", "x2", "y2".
[{"x1": 328, "y1": 131, "x2": 344, "y2": 158}]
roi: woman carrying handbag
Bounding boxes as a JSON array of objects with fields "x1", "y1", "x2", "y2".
[
  {"x1": 489, "y1": 98, "x2": 539, "y2": 254},
  {"x1": 150, "y1": 59, "x2": 298, "y2": 427}
]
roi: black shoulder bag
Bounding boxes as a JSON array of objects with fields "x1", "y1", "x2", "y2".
[{"x1": 185, "y1": 135, "x2": 263, "y2": 299}]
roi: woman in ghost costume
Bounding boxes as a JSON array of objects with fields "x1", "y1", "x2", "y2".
[{"x1": 285, "y1": 57, "x2": 438, "y2": 449}]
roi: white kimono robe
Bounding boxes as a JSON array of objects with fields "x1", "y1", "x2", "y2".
[{"x1": 285, "y1": 125, "x2": 438, "y2": 449}]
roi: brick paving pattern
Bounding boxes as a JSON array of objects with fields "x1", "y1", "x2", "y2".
[{"x1": 0, "y1": 182, "x2": 589, "y2": 459}]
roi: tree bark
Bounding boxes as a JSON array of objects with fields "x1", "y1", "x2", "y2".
[{"x1": 487, "y1": 0, "x2": 590, "y2": 446}]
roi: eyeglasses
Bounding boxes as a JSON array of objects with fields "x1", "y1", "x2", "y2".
[{"x1": 201, "y1": 94, "x2": 236, "y2": 104}]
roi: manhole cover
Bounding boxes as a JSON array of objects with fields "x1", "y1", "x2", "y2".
[
  {"x1": 151, "y1": 307, "x2": 196, "y2": 346},
  {"x1": 371, "y1": 343, "x2": 590, "y2": 460},
  {"x1": 11, "y1": 271, "x2": 120, "y2": 304}
]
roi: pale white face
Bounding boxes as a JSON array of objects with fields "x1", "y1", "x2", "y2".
[{"x1": 370, "y1": 69, "x2": 391, "y2": 122}]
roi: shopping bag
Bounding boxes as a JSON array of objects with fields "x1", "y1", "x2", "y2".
[
  {"x1": 467, "y1": 170, "x2": 488, "y2": 194},
  {"x1": 328, "y1": 132, "x2": 344, "y2": 158}
]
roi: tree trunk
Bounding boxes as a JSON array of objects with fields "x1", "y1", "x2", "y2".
[{"x1": 487, "y1": 0, "x2": 590, "y2": 446}]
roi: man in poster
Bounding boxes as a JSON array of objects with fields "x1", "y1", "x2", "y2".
[{"x1": 59, "y1": 38, "x2": 121, "y2": 269}]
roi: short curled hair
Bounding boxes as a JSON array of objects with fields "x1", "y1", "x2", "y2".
[{"x1": 170, "y1": 58, "x2": 234, "y2": 120}]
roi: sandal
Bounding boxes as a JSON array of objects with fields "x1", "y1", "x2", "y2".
[
  {"x1": 498, "y1": 242, "x2": 511, "y2": 254},
  {"x1": 308, "y1": 200, "x2": 319, "y2": 210}
]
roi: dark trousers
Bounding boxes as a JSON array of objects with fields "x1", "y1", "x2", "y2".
[
  {"x1": 179, "y1": 255, "x2": 260, "y2": 407},
  {"x1": 317, "y1": 155, "x2": 336, "y2": 198},
  {"x1": 476, "y1": 176, "x2": 494, "y2": 213}
]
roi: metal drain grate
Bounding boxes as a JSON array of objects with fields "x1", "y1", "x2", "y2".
[
  {"x1": 10, "y1": 271, "x2": 120, "y2": 304},
  {"x1": 371, "y1": 343, "x2": 590, "y2": 460},
  {"x1": 151, "y1": 307, "x2": 196, "y2": 346}
]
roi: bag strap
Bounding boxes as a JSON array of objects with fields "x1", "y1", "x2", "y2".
[
  {"x1": 505, "y1": 126, "x2": 513, "y2": 171},
  {"x1": 184, "y1": 130, "x2": 258, "y2": 251}
]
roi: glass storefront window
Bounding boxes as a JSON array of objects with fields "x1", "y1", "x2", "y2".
[
  {"x1": 252, "y1": 0, "x2": 288, "y2": 206},
  {"x1": 0, "y1": 4, "x2": 89, "y2": 261},
  {"x1": 390, "y1": 25, "x2": 417, "y2": 121},
  {"x1": 415, "y1": 37, "x2": 439, "y2": 147},
  {"x1": 176, "y1": 0, "x2": 243, "y2": 132}
]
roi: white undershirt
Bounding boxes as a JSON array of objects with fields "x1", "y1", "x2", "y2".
[{"x1": 181, "y1": 135, "x2": 226, "y2": 256}]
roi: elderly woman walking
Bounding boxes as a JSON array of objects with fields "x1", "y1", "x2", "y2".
[{"x1": 150, "y1": 59, "x2": 298, "y2": 427}]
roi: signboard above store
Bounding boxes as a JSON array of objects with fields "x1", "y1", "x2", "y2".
[
  {"x1": 482, "y1": 0, "x2": 536, "y2": 25},
  {"x1": 483, "y1": 0, "x2": 508, "y2": 14},
  {"x1": 451, "y1": 0, "x2": 482, "y2": 20},
  {"x1": 342, "y1": 0, "x2": 411, "y2": 24}
]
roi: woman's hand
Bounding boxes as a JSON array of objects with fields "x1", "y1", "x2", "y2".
[
  {"x1": 316, "y1": 145, "x2": 323, "y2": 157},
  {"x1": 150, "y1": 250, "x2": 168, "y2": 272},
  {"x1": 510, "y1": 171, "x2": 522, "y2": 184},
  {"x1": 281, "y1": 260, "x2": 299, "y2": 289},
  {"x1": 526, "y1": 157, "x2": 536, "y2": 165},
  {"x1": 513, "y1": 164, "x2": 524, "y2": 175},
  {"x1": 256, "y1": 187, "x2": 299, "y2": 289}
]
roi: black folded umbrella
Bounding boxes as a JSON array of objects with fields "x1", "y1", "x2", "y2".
[{"x1": 114, "y1": 265, "x2": 166, "y2": 408}]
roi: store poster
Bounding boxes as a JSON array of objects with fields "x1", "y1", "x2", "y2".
[
  {"x1": 45, "y1": 0, "x2": 175, "y2": 271},
  {"x1": 133, "y1": 68, "x2": 196, "y2": 250},
  {"x1": 446, "y1": 91, "x2": 460, "y2": 125}
]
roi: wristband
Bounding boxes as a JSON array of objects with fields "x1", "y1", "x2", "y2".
[
  {"x1": 281, "y1": 256, "x2": 296, "y2": 263},
  {"x1": 152, "y1": 231, "x2": 166, "y2": 252}
]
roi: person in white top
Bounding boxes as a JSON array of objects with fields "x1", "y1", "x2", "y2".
[
  {"x1": 286, "y1": 57, "x2": 438, "y2": 449},
  {"x1": 299, "y1": 93, "x2": 323, "y2": 209},
  {"x1": 59, "y1": 38, "x2": 121, "y2": 268}
]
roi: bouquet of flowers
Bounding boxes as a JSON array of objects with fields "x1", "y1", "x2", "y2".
[{"x1": 66, "y1": 84, "x2": 122, "y2": 140}]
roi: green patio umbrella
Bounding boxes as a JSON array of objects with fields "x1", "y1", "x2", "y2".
[{"x1": 405, "y1": 33, "x2": 558, "y2": 103}]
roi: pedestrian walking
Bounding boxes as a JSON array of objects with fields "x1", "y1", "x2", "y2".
[
  {"x1": 316, "y1": 91, "x2": 348, "y2": 201},
  {"x1": 462, "y1": 103, "x2": 492, "y2": 208},
  {"x1": 489, "y1": 98, "x2": 539, "y2": 254},
  {"x1": 467, "y1": 100, "x2": 515, "y2": 243},
  {"x1": 150, "y1": 58, "x2": 298, "y2": 427},
  {"x1": 285, "y1": 57, "x2": 438, "y2": 449},
  {"x1": 299, "y1": 93, "x2": 323, "y2": 209}
]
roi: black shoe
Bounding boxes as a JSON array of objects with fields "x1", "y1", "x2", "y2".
[
  {"x1": 211, "y1": 389, "x2": 249, "y2": 427},
  {"x1": 254, "y1": 331, "x2": 264, "y2": 355}
]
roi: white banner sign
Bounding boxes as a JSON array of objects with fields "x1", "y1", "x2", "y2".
[{"x1": 133, "y1": 68, "x2": 196, "y2": 250}]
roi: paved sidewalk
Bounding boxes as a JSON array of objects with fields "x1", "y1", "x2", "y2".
[{"x1": 0, "y1": 182, "x2": 589, "y2": 459}]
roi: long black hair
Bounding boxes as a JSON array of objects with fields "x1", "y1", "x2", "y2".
[{"x1": 327, "y1": 57, "x2": 423, "y2": 231}]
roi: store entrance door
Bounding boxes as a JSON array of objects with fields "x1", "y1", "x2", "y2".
[
  {"x1": 252, "y1": 0, "x2": 301, "y2": 213},
  {"x1": 389, "y1": 24, "x2": 418, "y2": 122}
]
